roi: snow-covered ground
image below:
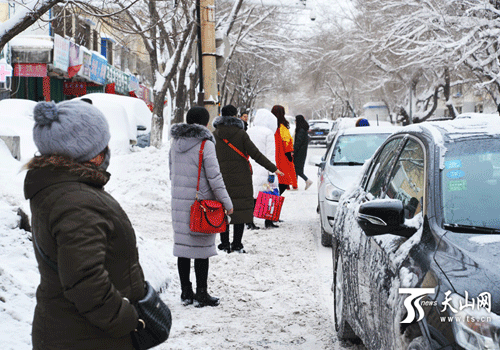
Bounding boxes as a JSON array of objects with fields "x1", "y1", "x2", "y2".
[{"x1": 0, "y1": 127, "x2": 366, "y2": 349}]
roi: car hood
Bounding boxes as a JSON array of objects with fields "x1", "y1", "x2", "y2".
[
  {"x1": 325, "y1": 165, "x2": 364, "y2": 191},
  {"x1": 434, "y1": 231, "x2": 500, "y2": 313}
]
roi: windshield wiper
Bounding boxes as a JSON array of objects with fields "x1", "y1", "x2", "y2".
[
  {"x1": 333, "y1": 161, "x2": 364, "y2": 166},
  {"x1": 444, "y1": 223, "x2": 500, "y2": 234}
]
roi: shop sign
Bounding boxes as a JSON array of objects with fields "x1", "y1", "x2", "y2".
[
  {"x1": 89, "y1": 53, "x2": 107, "y2": 85},
  {"x1": 0, "y1": 62, "x2": 13, "y2": 82},
  {"x1": 106, "y1": 64, "x2": 130, "y2": 95},
  {"x1": 63, "y1": 81, "x2": 87, "y2": 96},
  {"x1": 129, "y1": 75, "x2": 139, "y2": 92},
  {"x1": 13, "y1": 63, "x2": 47, "y2": 77},
  {"x1": 68, "y1": 42, "x2": 82, "y2": 78},
  {"x1": 53, "y1": 34, "x2": 70, "y2": 72},
  {"x1": 80, "y1": 51, "x2": 92, "y2": 79}
]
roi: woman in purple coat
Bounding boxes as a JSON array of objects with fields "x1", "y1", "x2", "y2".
[{"x1": 169, "y1": 107, "x2": 233, "y2": 307}]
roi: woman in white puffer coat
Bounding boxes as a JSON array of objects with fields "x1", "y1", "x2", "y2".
[{"x1": 247, "y1": 108, "x2": 280, "y2": 229}]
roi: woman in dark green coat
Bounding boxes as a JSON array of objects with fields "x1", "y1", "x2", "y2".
[
  {"x1": 213, "y1": 105, "x2": 283, "y2": 253},
  {"x1": 24, "y1": 100, "x2": 146, "y2": 350},
  {"x1": 294, "y1": 115, "x2": 313, "y2": 190}
]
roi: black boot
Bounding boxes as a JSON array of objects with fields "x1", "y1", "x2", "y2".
[
  {"x1": 180, "y1": 282, "x2": 194, "y2": 306},
  {"x1": 218, "y1": 230, "x2": 231, "y2": 253},
  {"x1": 231, "y1": 242, "x2": 246, "y2": 253},
  {"x1": 246, "y1": 223, "x2": 260, "y2": 230},
  {"x1": 265, "y1": 220, "x2": 279, "y2": 229},
  {"x1": 195, "y1": 287, "x2": 219, "y2": 307}
]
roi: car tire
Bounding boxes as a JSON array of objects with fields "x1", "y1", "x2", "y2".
[
  {"x1": 407, "y1": 336, "x2": 439, "y2": 350},
  {"x1": 321, "y1": 225, "x2": 332, "y2": 247},
  {"x1": 333, "y1": 252, "x2": 358, "y2": 341}
]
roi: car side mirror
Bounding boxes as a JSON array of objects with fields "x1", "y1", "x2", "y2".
[
  {"x1": 357, "y1": 199, "x2": 417, "y2": 238},
  {"x1": 309, "y1": 155, "x2": 324, "y2": 167},
  {"x1": 137, "y1": 125, "x2": 147, "y2": 131}
]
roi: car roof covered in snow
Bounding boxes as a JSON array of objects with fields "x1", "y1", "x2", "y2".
[
  {"x1": 339, "y1": 125, "x2": 401, "y2": 136},
  {"x1": 398, "y1": 117, "x2": 500, "y2": 145}
]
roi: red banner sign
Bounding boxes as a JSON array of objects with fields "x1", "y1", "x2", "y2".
[
  {"x1": 13, "y1": 63, "x2": 47, "y2": 77},
  {"x1": 63, "y1": 81, "x2": 87, "y2": 96}
]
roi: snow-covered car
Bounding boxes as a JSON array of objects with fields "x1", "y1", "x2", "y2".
[
  {"x1": 332, "y1": 118, "x2": 500, "y2": 350},
  {"x1": 308, "y1": 119, "x2": 334, "y2": 146},
  {"x1": 0, "y1": 98, "x2": 37, "y2": 161},
  {"x1": 317, "y1": 126, "x2": 397, "y2": 246},
  {"x1": 77, "y1": 93, "x2": 152, "y2": 148}
]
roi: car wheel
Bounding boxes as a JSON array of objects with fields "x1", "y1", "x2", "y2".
[
  {"x1": 334, "y1": 252, "x2": 358, "y2": 341},
  {"x1": 407, "y1": 336, "x2": 439, "y2": 350},
  {"x1": 321, "y1": 225, "x2": 332, "y2": 247}
]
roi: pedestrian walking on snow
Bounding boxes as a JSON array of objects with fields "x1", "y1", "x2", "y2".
[
  {"x1": 24, "y1": 100, "x2": 147, "y2": 350},
  {"x1": 170, "y1": 107, "x2": 234, "y2": 307},
  {"x1": 294, "y1": 115, "x2": 313, "y2": 190},
  {"x1": 271, "y1": 105, "x2": 298, "y2": 194},
  {"x1": 247, "y1": 108, "x2": 281, "y2": 229},
  {"x1": 213, "y1": 105, "x2": 283, "y2": 253}
]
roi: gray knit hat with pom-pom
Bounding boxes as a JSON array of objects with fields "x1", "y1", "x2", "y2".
[{"x1": 33, "y1": 100, "x2": 110, "y2": 162}]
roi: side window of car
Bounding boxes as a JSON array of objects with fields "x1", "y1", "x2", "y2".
[
  {"x1": 365, "y1": 138, "x2": 403, "y2": 198},
  {"x1": 385, "y1": 138, "x2": 425, "y2": 219}
]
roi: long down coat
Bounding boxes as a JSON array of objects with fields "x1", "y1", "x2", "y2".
[
  {"x1": 24, "y1": 155, "x2": 146, "y2": 350},
  {"x1": 275, "y1": 124, "x2": 298, "y2": 188},
  {"x1": 169, "y1": 123, "x2": 233, "y2": 259},
  {"x1": 213, "y1": 115, "x2": 278, "y2": 224},
  {"x1": 247, "y1": 108, "x2": 279, "y2": 198},
  {"x1": 293, "y1": 127, "x2": 309, "y2": 177}
]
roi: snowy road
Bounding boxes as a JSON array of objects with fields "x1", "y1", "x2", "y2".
[{"x1": 108, "y1": 145, "x2": 367, "y2": 350}]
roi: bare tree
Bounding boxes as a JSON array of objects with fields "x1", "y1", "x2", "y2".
[{"x1": 0, "y1": 0, "x2": 67, "y2": 51}]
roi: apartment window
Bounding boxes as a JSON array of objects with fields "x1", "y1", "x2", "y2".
[
  {"x1": 75, "y1": 18, "x2": 90, "y2": 49},
  {"x1": 92, "y1": 30, "x2": 98, "y2": 52},
  {"x1": 101, "y1": 38, "x2": 113, "y2": 65}
]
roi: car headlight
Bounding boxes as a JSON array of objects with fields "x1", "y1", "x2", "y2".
[
  {"x1": 325, "y1": 183, "x2": 344, "y2": 202},
  {"x1": 449, "y1": 293, "x2": 500, "y2": 350}
]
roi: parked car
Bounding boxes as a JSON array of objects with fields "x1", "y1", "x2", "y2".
[
  {"x1": 325, "y1": 118, "x2": 357, "y2": 146},
  {"x1": 316, "y1": 126, "x2": 397, "y2": 246},
  {"x1": 308, "y1": 119, "x2": 334, "y2": 145},
  {"x1": 0, "y1": 98, "x2": 37, "y2": 161},
  {"x1": 77, "y1": 93, "x2": 152, "y2": 148},
  {"x1": 332, "y1": 118, "x2": 500, "y2": 350}
]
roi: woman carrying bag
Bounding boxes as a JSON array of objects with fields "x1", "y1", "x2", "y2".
[
  {"x1": 170, "y1": 107, "x2": 233, "y2": 307},
  {"x1": 213, "y1": 105, "x2": 283, "y2": 253}
]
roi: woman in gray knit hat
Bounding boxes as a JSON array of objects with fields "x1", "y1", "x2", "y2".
[{"x1": 24, "y1": 100, "x2": 149, "y2": 350}]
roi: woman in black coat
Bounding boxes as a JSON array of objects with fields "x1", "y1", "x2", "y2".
[{"x1": 294, "y1": 115, "x2": 313, "y2": 190}]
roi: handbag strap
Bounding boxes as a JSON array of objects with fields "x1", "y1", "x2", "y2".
[
  {"x1": 195, "y1": 140, "x2": 207, "y2": 199},
  {"x1": 222, "y1": 138, "x2": 252, "y2": 173},
  {"x1": 33, "y1": 233, "x2": 59, "y2": 273}
]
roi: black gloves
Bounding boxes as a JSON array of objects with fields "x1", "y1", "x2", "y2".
[{"x1": 285, "y1": 152, "x2": 293, "y2": 162}]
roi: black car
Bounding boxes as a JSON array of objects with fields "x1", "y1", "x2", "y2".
[
  {"x1": 332, "y1": 118, "x2": 500, "y2": 350},
  {"x1": 308, "y1": 120, "x2": 333, "y2": 145}
]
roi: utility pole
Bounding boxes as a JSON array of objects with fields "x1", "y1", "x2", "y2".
[{"x1": 197, "y1": 0, "x2": 218, "y2": 128}]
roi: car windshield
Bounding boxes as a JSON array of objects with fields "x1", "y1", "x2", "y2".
[
  {"x1": 442, "y1": 139, "x2": 500, "y2": 230},
  {"x1": 330, "y1": 133, "x2": 389, "y2": 165}
]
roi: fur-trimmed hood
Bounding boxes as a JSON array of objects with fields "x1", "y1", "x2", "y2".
[
  {"x1": 170, "y1": 123, "x2": 214, "y2": 154},
  {"x1": 212, "y1": 115, "x2": 245, "y2": 130},
  {"x1": 24, "y1": 155, "x2": 110, "y2": 200}
]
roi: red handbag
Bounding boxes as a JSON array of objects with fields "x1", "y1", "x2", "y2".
[
  {"x1": 253, "y1": 191, "x2": 285, "y2": 222},
  {"x1": 189, "y1": 140, "x2": 228, "y2": 234}
]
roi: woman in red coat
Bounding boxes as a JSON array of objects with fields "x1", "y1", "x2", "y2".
[{"x1": 271, "y1": 105, "x2": 297, "y2": 195}]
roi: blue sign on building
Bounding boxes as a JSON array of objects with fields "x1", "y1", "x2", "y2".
[{"x1": 89, "y1": 53, "x2": 107, "y2": 85}]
